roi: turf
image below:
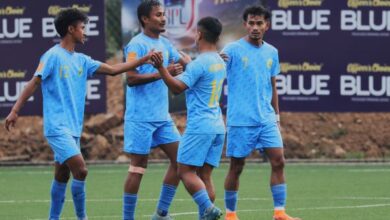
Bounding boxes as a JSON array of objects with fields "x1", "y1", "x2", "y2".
[{"x1": 0, "y1": 163, "x2": 389, "y2": 220}]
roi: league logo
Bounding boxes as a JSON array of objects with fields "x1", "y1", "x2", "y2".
[{"x1": 164, "y1": 0, "x2": 200, "y2": 38}]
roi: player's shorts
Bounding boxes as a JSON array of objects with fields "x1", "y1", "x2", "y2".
[
  {"x1": 46, "y1": 134, "x2": 81, "y2": 164},
  {"x1": 226, "y1": 122, "x2": 283, "y2": 158},
  {"x1": 178, "y1": 133, "x2": 225, "y2": 167},
  {"x1": 124, "y1": 120, "x2": 180, "y2": 155}
]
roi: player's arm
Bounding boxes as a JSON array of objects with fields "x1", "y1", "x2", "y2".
[
  {"x1": 126, "y1": 62, "x2": 183, "y2": 86},
  {"x1": 271, "y1": 76, "x2": 280, "y2": 121},
  {"x1": 152, "y1": 53, "x2": 188, "y2": 95},
  {"x1": 5, "y1": 76, "x2": 41, "y2": 131},
  {"x1": 177, "y1": 51, "x2": 192, "y2": 67},
  {"x1": 95, "y1": 52, "x2": 153, "y2": 77}
]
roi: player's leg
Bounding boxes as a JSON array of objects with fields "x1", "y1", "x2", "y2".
[
  {"x1": 177, "y1": 134, "x2": 222, "y2": 219},
  {"x1": 224, "y1": 157, "x2": 245, "y2": 220},
  {"x1": 197, "y1": 164, "x2": 216, "y2": 202},
  {"x1": 47, "y1": 135, "x2": 86, "y2": 220},
  {"x1": 198, "y1": 133, "x2": 225, "y2": 203},
  {"x1": 49, "y1": 162, "x2": 70, "y2": 220},
  {"x1": 262, "y1": 122, "x2": 300, "y2": 220},
  {"x1": 224, "y1": 126, "x2": 256, "y2": 220},
  {"x1": 66, "y1": 154, "x2": 88, "y2": 220},
  {"x1": 122, "y1": 121, "x2": 155, "y2": 220},
  {"x1": 152, "y1": 142, "x2": 179, "y2": 219},
  {"x1": 123, "y1": 154, "x2": 148, "y2": 220},
  {"x1": 151, "y1": 121, "x2": 180, "y2": 219}
]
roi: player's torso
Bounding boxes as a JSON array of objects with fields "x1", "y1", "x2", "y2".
[
  {"x1": 124, "y1": 33, "x2": 173, "y2": 121},
  {"x1": 225, "y1": 40, "x2": 277, "y2": 125},
  {"x1": 42, "y1": 48, "x2": 89, "y2": 136},
  {"x1": 185, "y1": 52, "x2": 226, "y2": 134}
]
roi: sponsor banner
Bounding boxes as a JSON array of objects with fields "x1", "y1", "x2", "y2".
[
  {"x1": 0, "y1": 0, "x2": 106, "y2": 117},
  {"x1": 122, "y1": 0, "x2": 389, "y2": 112},
  {"x1": 268, "y1": 0, "x2": 390, "y2": 111}
]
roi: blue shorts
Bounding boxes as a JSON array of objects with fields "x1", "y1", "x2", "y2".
[
  {"x1": 46, "y1": 134, "x2": 81, "y2": 164},
  {"x1": 226, "y1": 122, "x2": 283, "y2": 158},
  {"x1": 178, "y1": 133, "x2": 225, "y2": 167},
  {"x1": 124, "y1": 120, "x2": 180, "y2": 155}
]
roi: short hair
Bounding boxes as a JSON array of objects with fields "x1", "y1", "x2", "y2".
[
  {"x1": 137, "y1": 0, "x2": 162, "y2": 27},
  {"x1": 197, "y1": 17, "x2": 222, "y2": 44},
  {"x1": 242, "y1": 5, "x2": 271, "y2": 22},
  {"x1": 54, "y1": 8, "x2": 88, "y2": 38}
]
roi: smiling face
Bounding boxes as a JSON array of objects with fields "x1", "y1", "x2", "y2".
[
  {"x1": 244, "y1": 14, "x2": 269, "y2": 42},
  {"x1": 143, "y1": 5, "x2": 166, "y2": 34}
]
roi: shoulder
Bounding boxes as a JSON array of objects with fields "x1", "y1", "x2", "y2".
[
  {"x1": 263, "y1": 41, "x2": 279, "y2": 54},
  {"x1": 40, "y1": 45, "x2": 60, "y2": 61},
  {"x1": 125, "y1": 34, "x2": 146, "y2": 49},
  {"x1": 159, "y1": 35, "x2": 172, "y2": 44}
]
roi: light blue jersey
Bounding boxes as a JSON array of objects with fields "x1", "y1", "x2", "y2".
[
  {"x1": 124, "y1": 33, "x2": 181, "y2": 122},
  {"x1": 34, "y1": 44, "x2": 101, "y2": 137},
  {"x1": 222, "y1": 39, "x2": 280, "y2": 126},
  {"x1": 177, "y1": 52, "x2": 226, "y2": 134}
]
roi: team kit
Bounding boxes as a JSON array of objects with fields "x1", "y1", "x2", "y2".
[{"x1": 4, "y1": 1, "x2": 301, "y2": 220}]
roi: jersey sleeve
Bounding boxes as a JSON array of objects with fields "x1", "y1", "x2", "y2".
[
  {"x1": 34, "y1": 52, "x2": 55, "y2": 80},
  {"x1": 124, "y1": 42, "x2": 145, "y2": 72},
  {"x1": 84, "y1": 55, "x2": 102, "y2": 77},
  {"x1": 176, "y1": 59, "x2": 203, "y2": 88},
  {"x1": 166, "y1": 40, "x2": 181, "y2": 63},
  {"x1": 221, "y1": 44, "x2": 234, "y2": 71},
  {"x1": 271, "y1": 50, "x2": 280, "y2": 77}
]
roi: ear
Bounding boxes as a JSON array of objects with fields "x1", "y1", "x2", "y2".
[
  {"x1": 265, "y1": 20, "x2": 270, "y2": 31},
  {"x1": 68, "y1": 25, "x2": 75, "y2": 34},
  {"x1": 141, "y1": 15, "x2": 149, "y2": 26}
]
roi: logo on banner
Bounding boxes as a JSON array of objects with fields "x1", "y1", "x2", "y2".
[
  {"x1": 0, "y1": 69, "x2": 26, "y2": 79},
  {"x1": 341, "y1": 0, "x2": 390, "y2": 35},
  {"x1": 164, "y1": 0, "x2": 200, "y2": 38},
  {"x1": 347, "y1": 0, "x2": 390, "y2": 8},
  {"x1": 347, "y1": 63, "x2": 390, "y2": 74},
  {"x1": 48, "y1": 4, "x2": 92, "y2": 16},
  {"x1": 278, "y1": 0, "x2": 324, "y2": 8},
  {"x1": 341, "y1": 63, "x2": 390, "y2": 98},
  {"x1": 0, "y1": 6, "x2": 25, "y2": 15},
  {"x1": 272, "y1": 0, "x2": 330, "y2": 35},
  {"x1": 280, "y1": 62, "x2": 323, "y2": 73}
]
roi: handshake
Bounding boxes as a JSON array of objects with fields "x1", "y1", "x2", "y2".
[{"x1": 144, "y1": 50, "x2": 188, "y2": 76}]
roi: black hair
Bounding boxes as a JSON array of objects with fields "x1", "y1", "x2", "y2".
[
  {"x1": 137, "y1": 0, "x2": 162, "y2": 27},
  {"x1": 197, "y1": 17, "x2": 222, "y2": 44},
  {"x1": 54, "y1": 8, "x2": 88, "y2": 38},
  {"x1": 242, "y1": 5, "x2": 271, "y2": 21}
]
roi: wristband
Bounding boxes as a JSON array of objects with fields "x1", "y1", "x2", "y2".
[{"x1": 276, "y1": 114, "x2": 280, "y2": 122}]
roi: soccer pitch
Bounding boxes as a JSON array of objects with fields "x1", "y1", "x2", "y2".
[{"x1": 0, "y1": 163, "x2": 389, "y2": 220}]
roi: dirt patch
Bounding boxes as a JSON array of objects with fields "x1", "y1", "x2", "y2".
[{"x1": 1, "y1": 56, "x2": 389, "y2": 162}]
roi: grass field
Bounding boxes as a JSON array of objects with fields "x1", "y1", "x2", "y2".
[{"x1": 0, "y1": 163, "x2": 389, "y2": 220}]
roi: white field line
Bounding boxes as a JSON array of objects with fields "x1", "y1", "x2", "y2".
[
  {"x1": 2, "y1": 196, "x2": 390, "y2": 204},
  {"x1": 26, "y1": 203, "x2": 390, "y2": 220}
]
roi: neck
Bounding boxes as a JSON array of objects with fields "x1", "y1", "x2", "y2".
[
  {"x1": 245, "y1": 36, "x2": 263, "y2": 47},
  {"x1": 198, "y1": 41, "x2": 217, "y2": 53},
  {"x1": 143, "y1": 28, "x2": 160, "y2": 39},
  {"x1": 60, "y1": 36, "x2": 76, "y2": 52}
]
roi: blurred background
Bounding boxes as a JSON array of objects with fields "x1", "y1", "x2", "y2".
[{"x1": 0, "y1": 0, "x2": 389, "y2": 164}]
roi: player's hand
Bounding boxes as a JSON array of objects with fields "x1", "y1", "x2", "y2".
[
  {"x1": 219, "y1": 53, "x2": 229, "y2": 62},
  {"x1": 5, "y1": 110, "x2": 18, "y2": 132},
  {"x1": 144, "y1": 49, "x2": 156, "y2": 65},
  {"x1": 179, "y1": 51, "x2": 192, "y2": 63},
  {"x1": 167, "y1": 62, "x2": 183, "y2": 76},
  {"x1": 151, "y1": 52, "x2": 164, "y2": 68}
]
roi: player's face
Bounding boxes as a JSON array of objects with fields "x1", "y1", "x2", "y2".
[
  {"x1": 70, "y1": 21, "x2": 86, "y2": 44},
  {"x1": 244, "y1": 14, "x2": 269, "y2": 41},
  {"x1": 144, "y1": 6, "x2": 166, "y2": 33}
]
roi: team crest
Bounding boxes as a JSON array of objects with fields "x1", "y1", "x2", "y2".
[
  {"x1": 164, "y1": 0, "x2": 200, "y2": 38},
  {"x1": 267, "y1": 59, "x2": 273, "y2": 69}
]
